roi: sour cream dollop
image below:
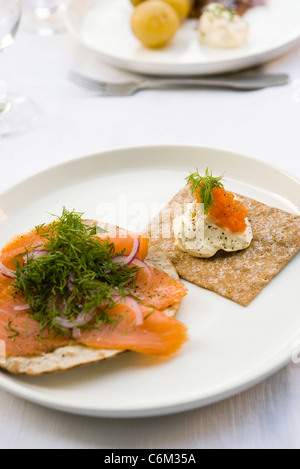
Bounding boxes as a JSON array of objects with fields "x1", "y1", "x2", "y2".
[
  {"x1": 198, "y1": 3, "x2": 249, "y2": 49},
  {"x1": 173, "y1": 200, "x2": 253, "y2": 258}
]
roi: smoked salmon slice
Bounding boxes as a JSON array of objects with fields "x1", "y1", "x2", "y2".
[
  {"x1": 0, "y1": 285, "x2": 70, "y2": 357},
  {"x1": 0, "y1": 221, "x2": 188, "y2": 359},
  {"x1": 79, "y1": 304, "x2": 187, "y2": 356},
  {"x1": 97, "y1": 231, "x2": 149, "y2": 261},
  {"x1": 0, "y1": 229, "x2": 148, "y2": 268}
]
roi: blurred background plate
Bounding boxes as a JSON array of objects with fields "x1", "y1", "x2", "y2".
[{"x1": 65, "y1": 0, "x2": 300, "y2": 76}]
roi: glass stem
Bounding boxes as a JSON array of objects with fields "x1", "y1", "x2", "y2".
[
  {"x1": 30, "y1": 0, "x2": 60, "y2": 19},
  {"x1": 0, "y1": 79, "x2": 8, "y2": 114}
]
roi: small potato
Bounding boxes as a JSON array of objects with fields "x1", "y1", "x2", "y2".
[
  {"x1": 159, "y1": 0, "x2": 191, "y2": 21},
  {"x1": 131, "y1": 1, "x2": 180, "y2": 48},
  {"x1": 130, "y1": 0, "x2": 146, "y2": 6}
]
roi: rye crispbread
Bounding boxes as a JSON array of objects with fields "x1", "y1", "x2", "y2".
[{"x1": 146, "y1": 186, "x2": 300, "y2": 307}]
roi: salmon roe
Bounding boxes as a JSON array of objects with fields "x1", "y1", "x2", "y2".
[{"x1": 195, "y1": 186, "x2": 248, "y2": 233}]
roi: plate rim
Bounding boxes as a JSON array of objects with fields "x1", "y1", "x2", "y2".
[
  {"x1": 0, "y1": 143, "x2": 299, "y2": 201},
  {"x1": 0, "y1": 355, "x2": 292, "y2": 418},
  {"x1": 0, "y1": 143, "x2": 299, "y2": 418},
  {"x1": 64, "y1": 0, "x2": 300, "y2": 76}
]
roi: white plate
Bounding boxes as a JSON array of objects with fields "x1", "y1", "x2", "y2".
[
  {"x1": 65, "y1": 0, "x2": 300, "y2": 76},
  {"x1": 0, "y1": 145, "x2": 299, "y2": 418}
]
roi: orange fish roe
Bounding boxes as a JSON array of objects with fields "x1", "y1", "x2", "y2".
[{"x1": 195, "y1": 186, "x2": 249, "y2": 233}]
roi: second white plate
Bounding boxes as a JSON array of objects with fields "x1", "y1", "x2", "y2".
[{"x1": 65, "y1": 0, "x2": 300, "y2": 76}]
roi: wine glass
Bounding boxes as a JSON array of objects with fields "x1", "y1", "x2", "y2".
[
  {"x1": 22, "y1": 0, "x2": 67, "y2": 36},
  {"x1": 0, "y1": 0, "x2": 38, "y2": 136}
]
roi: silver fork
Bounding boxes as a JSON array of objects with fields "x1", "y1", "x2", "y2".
[{"x1": 68, "y1": 70, "x2": 289, "y2": 96}]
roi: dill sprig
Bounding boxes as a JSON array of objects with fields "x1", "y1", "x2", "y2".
[
  {"x1": 208, "y1": 3, "x2": 237, "y2": 21},
  {"x1": 12, "y1": 208, "x2": 141, "y2": 337},
  {"x1": 185, "y1": 168, "x2": 224, "y2": 214},
  {"x1": 5, "y1": 320, "x2": 20, "y2": 340}
]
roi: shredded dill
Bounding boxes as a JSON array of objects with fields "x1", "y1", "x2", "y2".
[
  {"x1": 185, "y1": 168, "x2": 224, "y2": 214},
  {"x1": 12, "y1": 208, "x2": 141, "y2": 338},
  {"x1": 35, "y1": 223, "x2": 46, "y2": 235},
  {"x1": 142, "y1": 304, "x2": 157, "y2": 320},
  {"x1": 209, "y1": 3, "x2": 237, "y2": 21},
  {"x1": 5, "y1": 320, "x2": 20, "y2": 340}
]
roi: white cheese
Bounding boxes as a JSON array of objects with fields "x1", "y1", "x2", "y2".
[
  {"x1": 173, "y1": 200, "x2": 253, "y2": 258},
  {"x1": 198, "y1": 3, "x2": 249, "y2": 49}
]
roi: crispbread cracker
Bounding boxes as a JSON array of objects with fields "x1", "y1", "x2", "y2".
[
  {"x1": 0, "y1": 223, "x2": 184, "y2": 375},
  {"x1": 147, "y1": 186, "x2": 300, "y2": 307}
]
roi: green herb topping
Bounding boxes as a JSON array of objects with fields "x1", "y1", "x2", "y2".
[
  {"x1": 5, "y1": 320, "x2": 20, "y2": 340},
  {"x1": 12, "y1": 208, "x2": 141, "y2": 337},
  {"x1": 208, "y1": 3, "x2": 237, "y2": 21},
  {"x1": 185, "y1": 168, "x2": 224, "y2": 214}
]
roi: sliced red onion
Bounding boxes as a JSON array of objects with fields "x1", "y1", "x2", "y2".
[
  {"x1": 112, "y1": 238, "x2": 140, "y2": 266},
  {"x1": 54, "y1": 316, "x2": 73, "y2": 329},
  {"x1": 23, "y1": 249, "x2": 48, "y2": 264},
  {"x1": 72, "y1": 328, "x2": 82, "y2": 340},
  {"x1": 249, "y1": 0, "x2": 267, "y2": 6},
  {"x1": 66, "y1": 271, "x2": 75, "y2": 293},
  {"x1": 109, "y1": 236, "x2": 151, "y2": 281},
  {"x1": 74, "y1": 311, "x2": 93, "y2": 326},
  {"x1": 66, "y1": 278, "x2": 73, "y2": 292},
  {"x1": 1, "y1": 249, "x2": 49, "y2": 279},
  {"x1": 111, "y1": 295, "x2": 143, "y2": 326},
  {"x1": 14, "y1": 304, "x2": 30, "y2": 311},
  {"x1": 0, "y1": 261, "x2": 16, "y2": 279},
  {"x1": 55, "y1": 293, "x2": 143, "y2": 332},
  {"x1": 131, "y1": 258, "x2": 152, "y2": 281},
  {"x1": 55, "y1": 311, "x2": 93, "y2": 330}
]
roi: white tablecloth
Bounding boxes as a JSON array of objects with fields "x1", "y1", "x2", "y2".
[{"x1": 0, "y1": 16, "x2": 300, "y2": 449}]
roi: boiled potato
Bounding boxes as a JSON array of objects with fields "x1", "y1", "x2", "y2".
[
  {"x1": 130, "y1": 0, "x2": 191, "y2": 20},
  {"x1": 131, "y1": 1, "x2": 180, "y2": 48},
  {"x1": 130, "y1": 0, "x2": 147, "y2": 6},
  {"x1": 159, "y1": 0, "x2": 191, "y2": 21}
]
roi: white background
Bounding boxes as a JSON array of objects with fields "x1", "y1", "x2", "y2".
[{"x1": 0, "y1": 3, "x2": 300, "y2": 449}]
